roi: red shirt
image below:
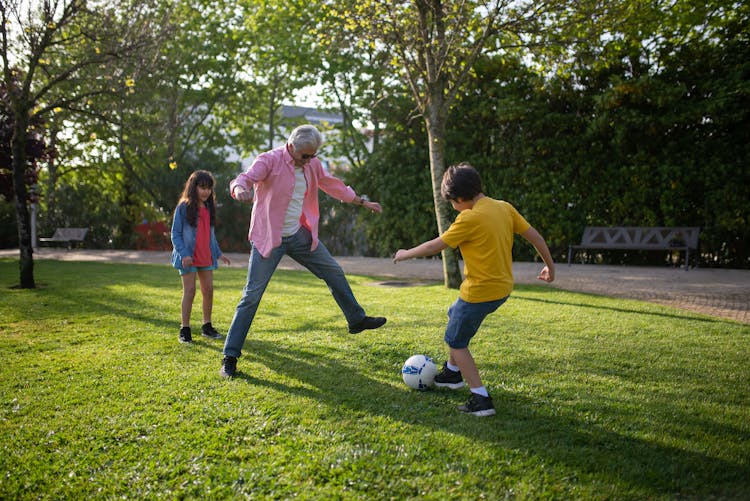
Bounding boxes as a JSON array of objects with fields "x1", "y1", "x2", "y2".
[{"x1": 192, "y1": 206, "x2": 212, "y2": 266}]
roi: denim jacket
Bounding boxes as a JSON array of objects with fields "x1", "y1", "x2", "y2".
[{"x1": 170, "y1": 202, "x2": 223, "y2": 271}]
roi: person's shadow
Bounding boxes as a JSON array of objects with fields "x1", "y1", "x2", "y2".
[{"x1": 230, "y1": 337, "x2": 748, "y2": 497}]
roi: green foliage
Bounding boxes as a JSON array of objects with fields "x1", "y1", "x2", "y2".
[
  {"x1": 69, "y1": 0, "x2": 252, "y2": 222},
  {"x1": 1, "y1": 259, "x2": 749, "y2": 499},
  {"x1": 234, "y1": 0, "x2": 323, "y2": 151},
  {"x1": 342, "y1": 109, "x2": 437, "y2": 256},
  {"x1": 40, "y1": 171, "x2": 126, "y2": 248},
  {"x1": 213, "y1": 163, "x2": 254, "y2": 253},
  {"x1": 31, "y1": 0, "x2": 332, "y2": 251},
  {"x1": 0, "y1": 76, "x2": 51, "y2": 206},
  {"x1": 6, "y1": 0, "x2": 748, "y2": 270},
  {"x1": 0, "y1": 198, "x2": 17, "y2": 247},
  {"x1": 2, "y1": 0, "x2": 174, "y2": 285},
  {"x1": 369, "y1": 8, "x2": 750, "y2": 267},
  {"x1": 447, "y1": 53, "x2": 589, "y2": 261},
  {"x1": 558, "y1": 7, "x2": 750, "y2": 267}
]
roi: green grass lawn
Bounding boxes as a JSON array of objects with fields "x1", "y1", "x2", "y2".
[{"x1": 1, "y1": 259, "x2": 748, "y2": 500}]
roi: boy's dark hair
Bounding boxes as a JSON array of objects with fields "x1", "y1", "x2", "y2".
[{"x1": 441, "y1": 162, "x2": 483, "y2": 201}]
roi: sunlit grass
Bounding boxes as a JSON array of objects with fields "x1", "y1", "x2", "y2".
[{"x1": 1, "y1": 259, "x2": 748, "y2": 499}]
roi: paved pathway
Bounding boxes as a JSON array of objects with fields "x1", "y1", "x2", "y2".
[{"x1": 2, "y1": 248, "x2": 748, "y2": 324}]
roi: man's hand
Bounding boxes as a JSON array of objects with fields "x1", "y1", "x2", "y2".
[
  {"x1": 363, "y1": 200, "x2": 382, "y2": 214},
  {"x1": 233, "y1": 186, "x2": 253, "y2": 203}
]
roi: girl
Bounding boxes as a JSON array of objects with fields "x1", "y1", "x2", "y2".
[{"x1": 171, "y1": 170, "x2": 231, "y2": 343}]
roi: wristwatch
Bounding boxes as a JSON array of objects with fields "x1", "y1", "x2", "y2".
[{"x1": 358, "y1": 195, "x2": 369, "y2": 206}]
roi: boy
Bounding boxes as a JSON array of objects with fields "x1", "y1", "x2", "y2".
[{"x1": 393, "y1": 163, "x2": 555, "y2": 416}]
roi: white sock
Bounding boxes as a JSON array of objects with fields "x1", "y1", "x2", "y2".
[
  {"x1": 447, "y1": 362, "x2": 460, "y2": 372},
  {"x1": 470, "y1": 386, "x2": 489, "y2": 397}
]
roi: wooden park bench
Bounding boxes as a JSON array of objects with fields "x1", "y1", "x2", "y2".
[
  {"x1": 568, "y1": 226, "x2": 700, "y2": 270},
  {"x1": 39, "y1": 227, "x2": 88, "y2": 250}
]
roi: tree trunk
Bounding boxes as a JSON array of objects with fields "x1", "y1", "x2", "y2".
[
  {"x1": 268, "y1": 75, "x2": 280, "y2": 151},
  {"x1": 11, "y1": 116, "x2": 35, "y2": 288},
  {"x1": 424, "y1": 110, "x2": 461, "y2": 289}
]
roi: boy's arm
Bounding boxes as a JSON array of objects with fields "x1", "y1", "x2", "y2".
[
  {"x1": 393, "y1": 237, "x2": 448, "y2": 263},
  {"x1": 521, "y1": 227, "x2": 556, "y2": 282}
]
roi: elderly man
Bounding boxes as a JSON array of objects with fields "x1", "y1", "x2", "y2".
[{"x1": 220, "y1": 125, "x2": 386, "y2": 378}]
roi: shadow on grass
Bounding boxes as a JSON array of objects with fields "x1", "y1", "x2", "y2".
[
  {"x1": 41, "y1": 285, "x2": 176, "y2": 332},
  {"x1": 4, "y1": 260, "x2": 747, "y2": 495},
  {"x1": 512, "y1": 290, "x2": 728, "y2": 324},
  {"x1": 229, "y1": 338, "x2": 749, "y2": 498}
]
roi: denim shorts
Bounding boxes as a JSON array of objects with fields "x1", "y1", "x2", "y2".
[
  {"x1": 444, "y1": 296, "x2": 508, "y2": 349},
  {"x1": 179, "y1": 264, "x2": 217, "y2": 276}
]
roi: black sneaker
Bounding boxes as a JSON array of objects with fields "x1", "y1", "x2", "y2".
[
  {"x1": 348, "y1": 316, "x2": 387, "y2": 334},
  {"x1": 178, "y1": 326, "x2": 192, "y2": 343},
  {"x1": 220, "y1": 356, "x2": 237, "y2": 378},
  {"x1": 434, "y1": 362, "x2": 464, "y2": 389},
  {"x1": 458, "y1": 393, "x2": 496, "y2": 417},
  {"x1": 201, "y1": 322, "x2": 223, "y2": 340}
]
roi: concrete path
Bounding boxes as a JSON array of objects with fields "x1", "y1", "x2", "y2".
[{"x1": 2, "y1": 248, "x2": 748, "y2": 324}]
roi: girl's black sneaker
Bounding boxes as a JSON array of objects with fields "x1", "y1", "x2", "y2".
[
  {"x1": 178, "y1": 326, "x2": 192, "y2": 343},
  {"x1": 201, "y1": 322, "x2": 223, "y2": 339}
]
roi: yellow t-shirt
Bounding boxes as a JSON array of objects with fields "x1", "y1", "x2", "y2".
[{"x1": 440, "y1": 197, "x2": 531, "y2": 303}]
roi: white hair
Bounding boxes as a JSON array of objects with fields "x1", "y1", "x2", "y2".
[{"x1": 287, "y1": 125, "x2": 323, "y2": 150}]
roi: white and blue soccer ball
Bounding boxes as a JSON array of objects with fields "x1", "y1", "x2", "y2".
[{"x1": 401, "y1": 354, "x2": 438, "y2": 391}]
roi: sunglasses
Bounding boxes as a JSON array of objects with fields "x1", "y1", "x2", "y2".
[{"x1": 300, "y1": 153, "x2": 317, "y2": 160}]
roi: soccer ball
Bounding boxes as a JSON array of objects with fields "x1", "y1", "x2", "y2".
[{"x1": 401, "y1": 354, "x2": 438, "y2": 391}]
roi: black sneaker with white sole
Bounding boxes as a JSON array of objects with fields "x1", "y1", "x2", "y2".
[
  {"x1": 201, "y1": 322, "x2": 223, "y2": 339},
  {"x1": 433, "y1": 362, "x2": 465, "y2": 389},
  {"x1": 458, "y1": 393, "x2": 496, "y2": 417},
  {"x1": 178, "y1": 326, "x2": 192, "y2": 343},
  {"x1": 220, "y1": 356, "x2": 237, "y2": 378}
]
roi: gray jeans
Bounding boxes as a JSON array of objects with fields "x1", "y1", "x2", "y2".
[{"x1": 222, "y1": 227, "x2": 366, "y2": 358}]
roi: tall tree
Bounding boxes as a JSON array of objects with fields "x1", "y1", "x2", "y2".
[
  {"x1": 234, "y1": 0, "x2": 322, "y2": 153},
  {"x1": 323, "y1": 0, "x2": 588, "y2": 287},
  {"x1": 448, "y1": 0, "x2": 750, "y2": 267},
  {"x1": 1, "y1": 0, "x2": 170, "y2": 287},
  {"x1": 33, "y1": 0, "x2": 328, "y2": 256},
  {"x1": 315, "y1": 18, "x2": 397, "y2": 168},
  {"x1": 1, "y1": 74, "x2": 53, "y2": 229},
  {"x1": 73, "y1": 0, "x2": 252, "y2": 245}
]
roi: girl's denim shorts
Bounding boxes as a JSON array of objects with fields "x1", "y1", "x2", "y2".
[{"x1": 179, "y1": 264, "x2": 217, "y2": 276}]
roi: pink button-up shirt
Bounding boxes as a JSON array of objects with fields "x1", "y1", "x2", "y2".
[{"x1": 230, "y1": 145, "x2": 356, "y2": 258}]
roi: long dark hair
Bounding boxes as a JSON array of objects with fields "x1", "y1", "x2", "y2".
[{"x1": 178, "y1": 170, "x2": 216, "y2": 227}]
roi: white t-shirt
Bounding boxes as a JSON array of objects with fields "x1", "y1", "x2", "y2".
[{"x1": 282, "y1": 167, "x2": 307, "y2": 236}]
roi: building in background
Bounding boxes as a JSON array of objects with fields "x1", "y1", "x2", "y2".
[{"x1": 228, "y1": 105, "x2": 346, "y2": 172}]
